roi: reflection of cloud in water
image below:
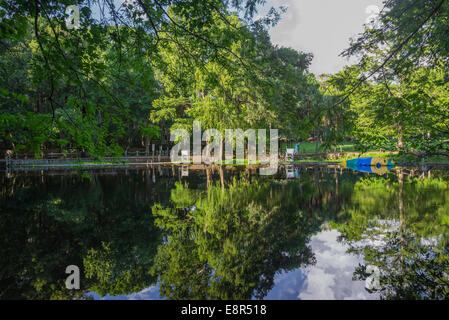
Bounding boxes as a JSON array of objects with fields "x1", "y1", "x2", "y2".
[
  {"x1": 266, "y1": 229, "x2": 379, "y2": 300},
  {"x1": 90, "y1": 230, "x2": 379, "y2": 300},
  {"x1": 88, "y1": 286, "x2": 162, "y2": 300}
]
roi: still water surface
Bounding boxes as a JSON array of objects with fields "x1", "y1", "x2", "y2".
[{"x1": 1, "y1": 165, "x2": 448, "y2": 300}]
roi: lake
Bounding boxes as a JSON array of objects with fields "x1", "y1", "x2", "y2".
[{"x1": 1, "y1": 164, "x2": 448, "y2": 300}]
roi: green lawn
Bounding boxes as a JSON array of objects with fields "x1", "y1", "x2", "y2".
[{"x1": 280, "y1": 142, "x2": 356, "y2": 154}]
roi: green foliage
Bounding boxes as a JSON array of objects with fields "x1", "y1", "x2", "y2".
[
  {"x1": 149, "y1": 174, "x2": 356, "y2": 299},
  {"x1": 0, "y1": 0, "x2": 294, "y2": 157},
  {"x1": 331, "y1": 172, "x2": 449, "y2": 299},
  {"x1": 0, "y1": 170, "x2": 163, "y2": 299},
  {"x1": 337, "y1": 0, "x2": 449, "y2": 157}
]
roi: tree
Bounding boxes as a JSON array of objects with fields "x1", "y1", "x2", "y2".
[
  {"x1": 150, "y1": 167, "x2": 361, "y2": 299},
  {"x1": 0, "y1": 0, "x2": 288, "y2": 156},
  {"x1": 338, "y1": 0, "x2": 449, "y2": 155},
  {"x1": 331, "y1": 172, "x2": 449, "y2": 299}
]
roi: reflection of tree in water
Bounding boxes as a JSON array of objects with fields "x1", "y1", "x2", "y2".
[
  {"x1": 353, "y1": 234, "x2": 449, "y2": 299},
  {"x1": 332, "y1": 169, "x2": 449, "y2": 299},
  {"x1": 151, "y1": 167, "x2": 356, "y2": 300},
  {"x1": 4, "y1": 166, "x2": 447, "y2": 300},
  {"x1": 0, "y1": 170, "x2": 164, "y2": 299},
  {"x1": 1, "y1": 166, "x2": 354, "y2": 300}
]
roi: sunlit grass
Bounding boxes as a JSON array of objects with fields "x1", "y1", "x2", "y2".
[{"x1": 280, "y1": 142, "x2": 356, "y2": 154}]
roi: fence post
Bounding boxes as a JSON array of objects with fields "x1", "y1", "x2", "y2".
[
  {"x1": 5, "y1": 153, "x2": 12, "y2": 178},
  {"x1": 5, "y1": 153, "x2": 11, "y2": 169}
]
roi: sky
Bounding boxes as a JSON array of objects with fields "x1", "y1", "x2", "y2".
[
  {"x1": 259, "y1": 0, "x2": 384, "y2": 75},
  {"x1": 265, "y1": 229, "x2": 379, "y2": 300}
]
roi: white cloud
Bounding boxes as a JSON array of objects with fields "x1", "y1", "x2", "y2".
[
  {"x1": 261, "y1": 0, "x2": 385, "y2": 75},
  {"x1": 298, "y1": 229, "x2": 379, "y2": 300},
  {"x1": 264, "y1": 229, "x2": 379, "y2": 300}
]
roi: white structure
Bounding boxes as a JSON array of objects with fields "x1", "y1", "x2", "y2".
[
  {"x1": 286, "y1": 148, "x2": 295, "y2": 162},
  {"x1": 285, "y1": 165, "x2": 295, "y2": 179}
]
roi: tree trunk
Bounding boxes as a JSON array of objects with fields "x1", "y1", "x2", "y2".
[
  {"x1": 397, "y1": 124, "x2": 404, "y2": 152},
  {"x1": 219, "y1": 166, "x2": 225, "y2": 192},
  {"x1": 398, "y1": 168, "x2": 405, "y2": 273},
  {"x1": 145, "y1": 136, "x2": 150, "y2": 156}
]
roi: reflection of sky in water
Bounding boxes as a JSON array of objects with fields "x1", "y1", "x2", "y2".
[
  {"x1": 89, "y1": 229, "x2": 379, "y2": 300},
  {"x1": 88, "y1": 286, "x2": 162, "y2": 300},
  {"x1": 266, "y1": 229, "x2": 379, "y2": 300}
]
